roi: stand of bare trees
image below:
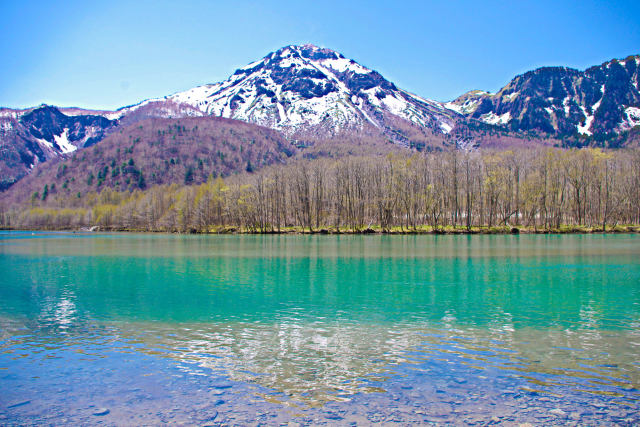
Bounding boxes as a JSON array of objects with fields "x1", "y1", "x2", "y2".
[{"x1": 4, "y1": 147, "x2": 640, "y2": 232}]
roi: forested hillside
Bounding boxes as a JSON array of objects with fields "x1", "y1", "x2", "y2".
[
  {"x1": 0, "y1": 116, "x2": 295, "y2": 205},
  {"x1": 2, "y1": 47, "x2": 639, "y2": 234},
  {"x1": 3, "y1": 48, "x2": 638, "y2": 194},
  {"x1": 3, "y1": 148, "x2": 638, "y2": 233},
  {"x1": 0, "y1": 105, "x2": 117, "y2": 190}
]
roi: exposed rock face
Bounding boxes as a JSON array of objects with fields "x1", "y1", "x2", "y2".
[
  {"x1": 0, "y1": 100, "x2": 208, "y2": 190},
  {"x1": 0, "y1": 106, "x2": 116, "y2": 190},
  {"x1": 2, "y1": 46, "x2": 639, "y2": 191},
  {"x1": 445, "y1": 55, "x2": 640, "y2": 138},
  {"x1": 20, "y1": 105, "x2": 114, "y2": 148},
  {"x1": 163, "y1": 44, "x2": 456, "y2": 141}
]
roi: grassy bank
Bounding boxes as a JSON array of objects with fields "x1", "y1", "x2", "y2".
[{"x1": 3, "y1": 224, "x2": 640, "y2": 235}]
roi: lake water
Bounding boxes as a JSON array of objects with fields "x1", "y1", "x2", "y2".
[{"x1": 1, "y1": 232, "x2": 639, "y2": 425}]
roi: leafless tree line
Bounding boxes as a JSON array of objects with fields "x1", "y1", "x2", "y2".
[{"x1": 3, "y1": 148, "x2": 640, "y2": 232}]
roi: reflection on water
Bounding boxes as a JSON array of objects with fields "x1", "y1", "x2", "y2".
[
  {"x1": 1, "y1": 232, "x2": 639, "y2": 424},
  {"x1": 117, "y1": 319, "x2": 640, "y2": 407}
]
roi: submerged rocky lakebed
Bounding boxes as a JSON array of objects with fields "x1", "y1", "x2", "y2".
[{"x1": 1, "y1": 232, "x2": 639, "y2": 425}]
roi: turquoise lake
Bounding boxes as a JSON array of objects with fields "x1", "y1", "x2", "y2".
[{"x1": 1, "y1": 232, "x2": 639, "y2": 424}]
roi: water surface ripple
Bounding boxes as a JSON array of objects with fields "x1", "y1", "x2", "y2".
[{"x1": 1, "y1": 232, "x2": 639, "y2": 424}]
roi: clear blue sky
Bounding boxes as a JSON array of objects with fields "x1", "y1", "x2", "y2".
[{"x1": 1, "y1": 0, "x2": 638, "y2": 110}]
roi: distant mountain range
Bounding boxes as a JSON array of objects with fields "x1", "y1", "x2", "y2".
[
  {"x1": 446, "y1": 55, "x2": 640, "y2": 137},
  {"x1": 1, "y1": 45, "x2": 639, "y2": 191}
]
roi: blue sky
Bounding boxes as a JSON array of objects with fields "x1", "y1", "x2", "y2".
[{"x1": 1, "y1": 0, "x2": 638, "y2": 110}]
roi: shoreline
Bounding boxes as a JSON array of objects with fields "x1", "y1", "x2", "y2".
[{"x1": 2, "y1": 225, "x2": 640, "y2": 235}]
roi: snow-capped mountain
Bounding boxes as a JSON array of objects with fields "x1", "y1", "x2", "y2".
[
  {"x1": 2, "y1": 46, "x2": 640, "y2": 191},
  {"x1": 2, "y1": 45, "x2": 461, "y2": 190},
  {"x1": 0, "y1": 105, "x2": 117, "y2": 190},
  {"x1": 139, "y1": 44, "x2": 457, "y2": 141},
  {"x1": 445, "y1": 55, "x2": 640, "y2": 137},
  {"x1": 0, "y1": 99, "x2": 209, "y2": 190}
]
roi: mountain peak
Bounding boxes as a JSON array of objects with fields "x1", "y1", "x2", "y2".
[
  {"x1": 273, "y1": 44, "x2": 342, "y2": 59},
  {"x1": 162, "y1": 45, "x2": 455, "y2": 141},
  {"x1": 445, "y1": 53, "x2": 640, "y2": 136},
  {"x1": 598, "y1": 54, "x2": 640, "y2": 69}
]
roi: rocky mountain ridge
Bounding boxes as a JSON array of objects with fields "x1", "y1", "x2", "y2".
[
  {"x1": 1, "y1": 46, "x2": 639, "y2": 191},
  {"x1": 0, "y1": 105, "x2": 117, "y2": 190},
  {"x1": 445, "y1": 55, "x2": 640, "y2": 139},
  {"x1": 159, "y1": 44, "x2": 457, "y2": 140}
]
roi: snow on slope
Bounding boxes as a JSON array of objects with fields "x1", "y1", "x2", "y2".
[
  {"x1": 622, "y1": 106, "x2": 640, "y2": 130},
  {"x1": 53, "y1": 129, "x2": 77, "y2": 154},
  {"x1": 443, "y1": 55, "x2": 640, "y2": 136},
  {"x1": 128, "y1": 44, "x2": 458, "y2": 137}
]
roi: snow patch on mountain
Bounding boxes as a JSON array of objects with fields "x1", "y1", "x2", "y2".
[
  {"x1": 577, "y1": 86, "x2": 605, "y2": 136},
  {"x1": 0, "y1": 110, "x2": 20, "y2": 119},
  {"x1": 503, "y1": 91, "x2": 519, "y2": 101},
  {"x1": 440, "y1": 122, "x2": 453, "y2": 133},
  {"x1": 622, "y1": 106, "x2": 640, "y2": 129},
  {"x1": 444, "y1": 95, "x2": 481, "y2": 115},
  {"x1": 0, "y1": 121, "x2": 13, "y2": 133},
  {"x1": 480, "y1": 111, "x2": 511, "y2": 125},
  {"x1": 322, "y1": 57, "x2": 369, "y2": 74},
  {"x1": 578, "y1": 106, "x2": 595, "y2": 135},
  {"x1": 443, "y1": 102, "x2": 465, "y2": 114},
  {"x1": 443, "y1": 55, "x2": 640, "y2": 138},
  {"x1": 131, "y1": 44, "x2": 458, "y2": 139},
  {"x1": 53, "y1": 129, "x2": 77, "y2": 154}
]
